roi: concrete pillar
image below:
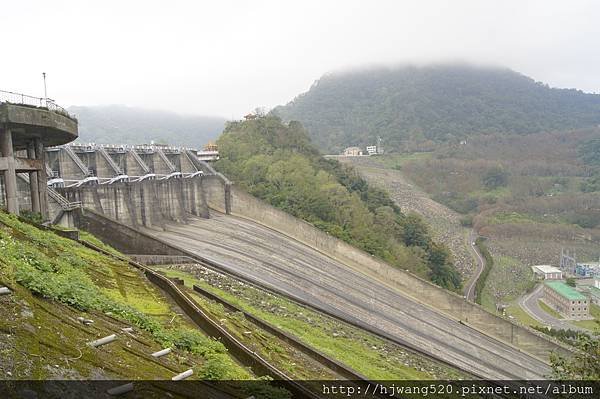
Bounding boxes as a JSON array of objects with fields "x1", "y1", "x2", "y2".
[
  {"x1": 27, "y1": 141, "x2": 41, "y2": 214},
  {"x1": 0, "y1": 126, "x2": 19, "y2": 215},
  {"x1": 34, "y1": 139, "x2": 48, "y2": 220}
]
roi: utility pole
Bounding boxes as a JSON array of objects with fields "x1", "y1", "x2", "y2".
[{"x1": 42, "y1": 72, "x2": 47, "y2": 106}]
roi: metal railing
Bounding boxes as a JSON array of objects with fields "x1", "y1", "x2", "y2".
[
  {"x1": 63, "y1": 146, "x2": 91, "y2": 176},
  {"x1": 0, "y1": 89, "x2": 72, "y2": 118}
]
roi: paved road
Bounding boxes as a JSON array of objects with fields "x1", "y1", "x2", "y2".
[
  {"x1": 519, "y1": 284, "x2": 586, "y2": 332},
  {"x1": 144, "y1": 214, "x2": 551, "y2": 379},
  {"x1": 464, "y1": 232, "x2": 485, "y2": 302}
]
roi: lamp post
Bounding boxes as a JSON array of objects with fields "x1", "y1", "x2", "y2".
[{"x1": 42, "y1": 72, "x2": 47, "y2": 106}]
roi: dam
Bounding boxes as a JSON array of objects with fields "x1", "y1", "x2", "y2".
[{"x1": 1, "y1": 94, "x2": 570, "y2": 379}]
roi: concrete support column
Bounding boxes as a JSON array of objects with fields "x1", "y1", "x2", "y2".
[
  {"x1": 27, "y1": 141, "x2": 41, "y2": 214},
  {"x1": 34, "y1": 138, "x2": 48, "y2": 220},
  {"x1": 0, "y1": 126, "x2": 19, "y2": 215}
]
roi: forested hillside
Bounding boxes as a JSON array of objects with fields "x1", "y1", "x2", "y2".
[
  {"x1": 273, "y1": 64, "x2": 600, "y2": 153},
  {"x1": 394, "y1": 127, "x2": 600, "y2": 309},
  {"x1": 214, "y1": 116, "x2": 461, "y2": 291},
  {"x1": 69, "y1": 105, "x2": 226, "y2": 147}
]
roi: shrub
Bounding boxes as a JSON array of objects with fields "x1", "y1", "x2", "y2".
[{"x1": 460, "y1": 215, "x2": 473, "y2": 227}]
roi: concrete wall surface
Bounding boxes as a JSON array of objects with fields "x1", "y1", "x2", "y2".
[
  {"x1": 203, "y1": 173, "x2": 230, "y2": 213},
  {"x1": 59, "y1": 176, "x2": 209, "y2": 228},
  {"x1": 226, "y1": 185, "x2": 571, "y2": 360},
  {"x1": 74, "y1": 208, "x2": 186, "y2": 255}
]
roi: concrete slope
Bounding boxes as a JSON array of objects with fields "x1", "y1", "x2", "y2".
[{"x1": 145, "y1": 214, "x2": 551, "y2": 379}]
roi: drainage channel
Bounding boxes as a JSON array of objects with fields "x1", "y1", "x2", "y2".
[
  {"x1": 77, "y1": 239, "x2": 325, "y2": 399},
  {"x1": 177, "y1": 278, "x2": 370, "y2": 381}
]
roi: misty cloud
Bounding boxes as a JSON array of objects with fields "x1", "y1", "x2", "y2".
[{"x1": 1, "y1": 0, "x2": 598, "y2": 117}]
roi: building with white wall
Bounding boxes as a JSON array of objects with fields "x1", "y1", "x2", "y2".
[{"x1": 531, "y1": 265, "x2": 563, "y2": 280}]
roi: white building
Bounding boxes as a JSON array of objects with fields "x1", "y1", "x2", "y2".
[
  {"x1": 366, "y1": 145, "x2": 377, "y2": 156},
  {"x1": 532, "y1": 265, "x2": 563, "y2": 280}
]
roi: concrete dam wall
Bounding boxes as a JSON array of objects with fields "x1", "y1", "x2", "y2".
[
  {"x1": 59, "y1": 176, "x2": 209, "y2": 228},
  {"x1": 200, "y1": 183, "x2": 570, "y2": 362}
]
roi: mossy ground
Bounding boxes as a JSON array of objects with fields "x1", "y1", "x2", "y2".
[
  {"x1": 185, "y1": 291, "x2": 341, "y2": 380},
  {"x1": 154, "y1": 266, "x2": 467, "y2": 380},
  {"x1": 0, "y1": 212, "x2": 255, "y2": 385}
]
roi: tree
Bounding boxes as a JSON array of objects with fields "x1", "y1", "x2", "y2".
[
  {"x1": 566, "y1": 277, "x2": 576, "y2": 287},
  {"x1": 402, "y1": 214, "x2": 430, "y2": 248},
  {"x1": 550, "y1": 332, "x2": 600, "y2": 380},
  {"x1": 579, "y1": 138, "x2": 600, "y2": 166},
  {"x1": 482, "y1": 165, "x2": 508, "y2": 190}
]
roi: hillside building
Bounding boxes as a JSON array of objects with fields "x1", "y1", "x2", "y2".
[
  {"x1": 543, "y1": 281, "x2": 590, "y2": 320},
  {"x1": 576, "y1": 262, "x2": 600, "y2": 278},
  {"x1": 343, "y1": 147, "x2": 363, "y2": 156},
  {"x1": 531, "y1": 265, "x2": 563, "y2": 280},
  {"x1": 366, "y1": 145, "x2": 377, "y2": 156},
  {"x1": 197, "y1": 141, "x2": 219, "y2": 161}
]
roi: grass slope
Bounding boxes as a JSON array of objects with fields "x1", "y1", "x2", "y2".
[{"x1": 0, "y1": 212, "x2": 252, "y2": 382}]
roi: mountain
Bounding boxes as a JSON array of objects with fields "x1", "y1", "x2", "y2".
[
  {"x1": 68, "y1": 105, "x2": 227, "y2": 147},
  {"x1": 273, "y1": 64, "x2": 600, "y2": 153}
]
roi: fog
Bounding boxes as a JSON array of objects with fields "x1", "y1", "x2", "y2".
[{"x1": 1, "y1": 0, "x2": 599, "y2": 118}]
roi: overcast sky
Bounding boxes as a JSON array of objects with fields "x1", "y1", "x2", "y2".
[{"x1": 1, "y1": 0, "x2": 599, "y2": 118}]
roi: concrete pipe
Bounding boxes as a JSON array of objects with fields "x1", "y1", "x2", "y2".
[
  {"x1": 171, "y1": 369, "x2": 193, "y2": 381},
  {"x1": 76, "y1": 316, "x2": 94, "y2": 325},
  {"x1": 88, "y1": 334, "x2": 117, "y2": 347},
  {"x1": 106, "y1": 382, "x2": 134, "y2": 396},
  {"x1": 0, "y1": 287, "x2": 11, "y2": 295},
  {"x1": 151, "y1": 348, "x2": 172, "y2": 358}
]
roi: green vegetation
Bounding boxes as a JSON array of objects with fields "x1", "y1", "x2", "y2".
[
  {"x1": 550, "y1": 332, "x2": 600, "y2": 380},
  {"x1": 482, "y1": 165, "x2": 509, "y2": 190},
  {"x1": 538, "y1": 300, "x2": 563, "y2": 319},
  {"x1": 591, "y1": 303, "x2": 600, "y2": 319},
  {"x1": 155, "y1": 267, "x2": 465, "y2": 380},
  {"x1": 572, "y1": 319, "x2": 600, "y2": 331},
  {"x1": 581, "y1": 172, "x2": 600, "y2": 193},
  {"x1": 0, "y1": 211, "x2": 249, "y2": 380},
  {"x1": 532, "y1": 326, "x2": 588, "y2": 345},
  {"x1": 215, "y1": 115, "x2": 461, "y2": 290},
  {"x1": 505, "y1": 304, "x2": 542, "y2": 328},
  {"x1": 479, "y1": 255, "x2": 536, "y2": 312},
  {"x1": 273, "y1": 64, "x2": 600, "y2": 153},
  {"x1": 579, "y1": 138, "x2": 600, "y2": 167},
  {"x1": 392, "y1": 127, "x2": 600, "y2": 305}
]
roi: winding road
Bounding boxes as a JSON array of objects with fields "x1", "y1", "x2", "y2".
[{"x1": 464, "y1": 231, "x2": 486, "y2": 302}]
